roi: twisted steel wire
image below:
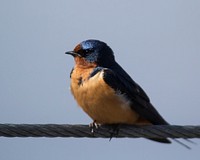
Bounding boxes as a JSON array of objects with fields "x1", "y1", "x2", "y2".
[{"x1": 0, "y1": 124, "x2": 200, "y2": 139}]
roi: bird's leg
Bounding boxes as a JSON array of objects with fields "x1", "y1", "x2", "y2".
[
  {"x1": 89, "y1": 120, "x2": 101, "y2": 134},
  {"x1": 108, "y1": 124, "x2": 120, "y2": 141}
]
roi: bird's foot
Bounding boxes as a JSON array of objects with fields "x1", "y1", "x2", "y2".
[
  {"x1": 89, "y1": 122, "x2": 120, "y2": 140},
  {"x1": 89, "y1": 121, "x2": 101, "y2": 134},
  {"x1": 107, "y1": 124, "x2": 120, "y2": 141}
]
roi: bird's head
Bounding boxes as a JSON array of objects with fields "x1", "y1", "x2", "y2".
[{"x1": 65, "y1": 40, "x2": 115, "y2": 67}]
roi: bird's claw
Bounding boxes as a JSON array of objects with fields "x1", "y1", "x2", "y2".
[
  {"x1": 108, "y1": 124, "x2": 120, "y2": 141},
  {"x1": 89, "y1": 121, "x2": 101, "y2": 133},
  {"x1": 89, "y1": 121, "x2": 120, "y2": 140}
]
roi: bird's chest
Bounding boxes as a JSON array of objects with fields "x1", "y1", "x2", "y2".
[
  {"x1": 70, "y1": 67, "x2": 107, "y2": 109},
  {"x1": 70, "y1": 67, "x2": 139, "y2": 124}
]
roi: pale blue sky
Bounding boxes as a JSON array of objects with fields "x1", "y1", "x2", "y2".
[{"x1": 0, "y1": 0, "x2": 200, "y2": 159}]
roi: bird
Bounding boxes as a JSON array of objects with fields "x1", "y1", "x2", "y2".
[{"x1": 65, "y1": 39, "x2": 190, "y2": 147}]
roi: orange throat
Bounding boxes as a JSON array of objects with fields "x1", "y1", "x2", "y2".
[{"x1": 74, "y1": 57, "x2": 97, "y2": 69}]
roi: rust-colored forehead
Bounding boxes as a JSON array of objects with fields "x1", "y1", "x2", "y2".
[{"x1": 74, "y1": 44, "x2": 82, "y2": 53}]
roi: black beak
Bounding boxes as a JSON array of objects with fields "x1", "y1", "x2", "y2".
[{"x1": 65, "y1": 51, "x2": 81, "y2": 57}]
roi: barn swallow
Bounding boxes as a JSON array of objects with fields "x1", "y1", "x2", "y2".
[{"x1": 65, "y1": 39, "x2": 190, "y2": 147}]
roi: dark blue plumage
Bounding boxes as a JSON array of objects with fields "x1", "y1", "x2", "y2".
[{"x1": 76, "y1": 40, "x2": 115, "y2": 66}]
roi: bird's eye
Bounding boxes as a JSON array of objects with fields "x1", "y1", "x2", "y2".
[
  {"x1": 77, "y1": 48, "x2": 94, "y2": 57},
  {"x1": 84, "y1": 49, "x2": 91, "y2": 53},
  {"x1": 80, "y1": 49, "x2": 93, "y2": 57}
]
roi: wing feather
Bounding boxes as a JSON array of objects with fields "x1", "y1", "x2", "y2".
[{"x1": 103, "y1": 63, "x2": 169, "y2": 125}]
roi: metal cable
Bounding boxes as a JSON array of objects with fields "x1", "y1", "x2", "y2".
[{"x1": 0, "y1": 124, "x2": 200, "y2": 139}]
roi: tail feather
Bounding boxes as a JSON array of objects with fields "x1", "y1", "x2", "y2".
[
  {"x1": 173, "y1": 139, "x2": 191, "y2": 149},
  {"x1": 148, "y1": 138, "x2": 171, "y2": 143}
]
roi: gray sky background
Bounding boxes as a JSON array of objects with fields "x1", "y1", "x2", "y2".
[{"x1": 0, "y1": 0, "x2": 200, "y2": 159}]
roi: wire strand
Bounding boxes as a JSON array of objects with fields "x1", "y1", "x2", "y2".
[{"x1": 0, "y1": 124, "x2": 200, "y2": 139}]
